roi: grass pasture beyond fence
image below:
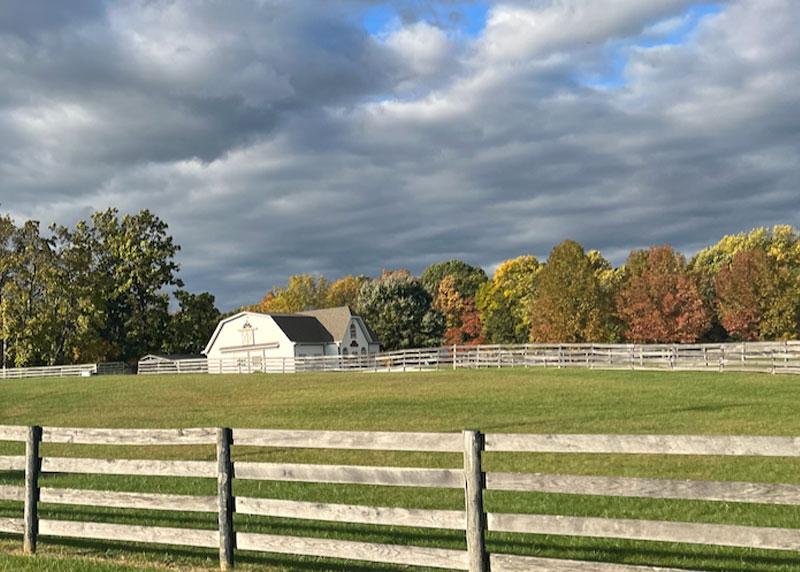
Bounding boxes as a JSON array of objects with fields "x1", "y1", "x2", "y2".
[{"x1": 1, "y1": 368, "x2": 800, "y2": 572}]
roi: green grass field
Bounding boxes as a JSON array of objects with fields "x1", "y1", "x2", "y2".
[{"x1": 1, "y1": 368, "x2": 800, "y2": 572}]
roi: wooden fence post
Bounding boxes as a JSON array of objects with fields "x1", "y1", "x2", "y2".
[
  {"x1": 216, "y1": 428, "x2": 234, "y2": 570},
  {"x1": 453, "y1": 344, "x2": 458, "y2": 370},
  {"x1": 463, "y1": 430, "x2": 487, "y2": 572},
  {"x1": 23, "y1": 425, "x2": 42, "y2": 554},
  {"x1": 785, "y1": 340, "x2": 789, "y2": 369}
]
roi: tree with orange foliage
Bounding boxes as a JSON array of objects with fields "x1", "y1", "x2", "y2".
[
  {"x1": 617, "y1": 246, "x2": 711, "y2": 343},
  {"x1": 433, "y1": 276, "x2": 464, "y2": 328},
  {"x1": 435, "y1": 276, "x2": 484, "y2": 345},
  {"x1": 457, "y1": 297, "x2": 485, "y2": 345},
  {"x1": 715, "y1": 250, "x2": 774, "y2": 340}
]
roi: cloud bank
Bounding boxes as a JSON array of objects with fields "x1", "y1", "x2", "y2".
[{"x1": 1, "y1": 0, "x2": 798, "y2": 309}]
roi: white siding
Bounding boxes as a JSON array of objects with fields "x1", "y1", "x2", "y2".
[
  {"x1": 206, "y1": 313, "x2": 294, "y2": 361},
  {"x1": 296, "y1": 344, "x2": 328, "y2": 357},
  {"x1": 340, "y1": 317, "x2": 378, "y2": 356}
]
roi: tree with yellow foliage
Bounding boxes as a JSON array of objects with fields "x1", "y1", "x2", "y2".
[
  {"x1": 475, "y1": 255, "x2": 541, "y2": 343},
  {"x1": 530, "y1": 240, "x2": 616, "y2": 343}
]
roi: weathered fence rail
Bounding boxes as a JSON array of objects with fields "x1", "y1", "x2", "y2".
[
  {"x1": 136, "y1": 341, "x2": 800, "y2": 376},
  {"x1": 0, "y1": 362, "x2": 128, "y2": 380},
  {"x1": 1, "y1": 425, "x2": 799, "y2": 571}
]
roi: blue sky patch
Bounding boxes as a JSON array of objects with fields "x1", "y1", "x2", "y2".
[
  {"x1": 363, "y1": 1, "x2": 488, "y2": 40},
  {"x1": 580, "y1": 50, "x2": 630, "y2": 89},
  {"x1": 639, "y1": 3, "x2": 722, "y2": 47},
  {"x1": 363, "y1": 5, "x2": 395, "y2": 37},
  {"x1": 579, "y1": 2, "x2": 722, "y2": 89}
]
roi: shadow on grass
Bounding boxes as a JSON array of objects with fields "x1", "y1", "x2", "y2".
[
  {"x1": 16, "y1": 536, "x2": 445, "y2": 572},
  {"x1": 489, "y1": 536, "x2": 800, "y2": 571},
  {"x1": 35, "y1": 507, "x2": 216, "y2": 529},
  {"x1": 5, "y1": 531, "x2": 800, "y2": 572},
  {"x1": 0, "y1": 470, "x2": 23, "y2": 484},
  {"x1": 669, "y1": 403, "x2": 755, "y2": 414}
]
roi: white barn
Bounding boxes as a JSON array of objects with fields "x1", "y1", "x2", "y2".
[{"x1": 203, "y1": 306, "x2": 380, "y2": 367}]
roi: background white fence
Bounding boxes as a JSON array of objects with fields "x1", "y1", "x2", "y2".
[
  {"x1": 0, "y1": 363, "x2": 98, "y2": 380},
  {"x1": 137, "y1": 341, "x2": 800, "y2": 375},
  {"x1": 0, "y1": 362, "x2": 127, "y2": 380},
  {"x1": 3, "y1": 343, "x2": 798, "y2": 379}
]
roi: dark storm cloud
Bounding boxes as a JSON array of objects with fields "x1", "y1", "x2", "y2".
[
  {"x1": 0, "y1": 1, "x2": 107, "y2": 37},
  {"x1": 1, "y1": 0, "x2": 798, "y2": 310}
]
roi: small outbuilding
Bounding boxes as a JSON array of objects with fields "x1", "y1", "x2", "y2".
[
  {"x1": 202, "y1": 306, "x2": 380, "y2": 368},
  {"x1": 137, "y1": 353, "x2": 206, "y2": 374}
]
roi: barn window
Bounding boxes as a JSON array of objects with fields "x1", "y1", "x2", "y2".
[
  {"x1": 350, "y1": 323, "x2": 357, "y2": 339},
  {"x1": 342, "y1": 348, "x2": 348, "y2": 356},
  {"x1": 361, "y1": 347, "x2": 367, "y2": 355},
  {"x1": 350, "y1": 340, "x2": 359, "y2": 347}
]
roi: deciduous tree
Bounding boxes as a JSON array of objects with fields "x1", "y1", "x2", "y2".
[
  {"x1": 1, "y1": 220, "x2": 52, "y2": 366},
  {"x1": 85, "y1": 208, "x2": 183, "y2": 361},
  {"x1": 434, "y1": 276, "x2": 484, "y2": 345},
  {"x1": 476, "y1": 255, "x2": 541, "y2": 343},
  {"x1": 357, "y1": 273, "x2": 444, "y2": 350},
  {"x1": 692, "y1": 226, "x2": 800, "y2": 341},
  {"x1": 715, "y1": 250, "x2": 774, "y2": 340},
  {"x1": 259, "y1": 273, "x2": 329, "y2": 313},
  {"x1": 421, "y1": 260, "x2": 488, "y2": 299},
  {"x1": 164, "y1": 290, "x2": 221, "y2": 355},
  {"x1": 433, "y1": 275, "x2": 464, "y2": 329},
  {"x1": 444, "y1": 296, "x2": 484, "y2": 345},
  {"x1": 324, "y1": 275, "x2": 371, "y2": 310},
  {"x1": 0, "y1": 214, "x2": 17, "y2": 369},
  {"x1": 617, "y1": 246, "x2": 711, "y2": 343},
  {"x1": 530, "y1": 240, "x2": 615, "y2": 343}
]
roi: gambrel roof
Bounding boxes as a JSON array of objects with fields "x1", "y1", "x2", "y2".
[{"x1": 202, "y1": 307, "x2": 378, "y2": 355}]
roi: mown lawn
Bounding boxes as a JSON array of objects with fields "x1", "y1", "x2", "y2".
[{"x1": 1, "y1": 368, "x2": 799, "y2": 571}]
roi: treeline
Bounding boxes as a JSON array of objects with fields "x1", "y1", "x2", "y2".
[
  {"x1": 0, "y1": 209, "x2": 220, "y2": 367},
  {"x1": 245, "y1": 226, "x2": 800, "y2": 351},
  {"x1": 4, "y1": 208, "x2": 797, "y2": 365}
]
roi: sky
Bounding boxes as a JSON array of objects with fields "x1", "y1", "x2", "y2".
[{"x1": 1, "y1": 0, "x2": 798, "y2": 311}]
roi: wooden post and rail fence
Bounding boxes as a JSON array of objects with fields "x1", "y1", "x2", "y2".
[
  {"x1": 136, "y1": 341, "x2": 800, "y2": 376},
  {"x1": 2, "y1": 343, "x2": 799, "y2": 379},
  {"x1": 2, "y1": 425, "x2": 800, "y2": 571}
]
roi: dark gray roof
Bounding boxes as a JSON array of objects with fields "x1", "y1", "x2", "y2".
[
  {"x1": 271, "y1": 315, "x2": 334, "y2": 343},
  {"x1": 363, "y1": 322, "x2": 381, "y2": 344}
]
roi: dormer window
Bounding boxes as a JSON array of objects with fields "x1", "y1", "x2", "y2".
[{"x1": 350, "y1": 323, "x2": 357, "y2": 339}]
